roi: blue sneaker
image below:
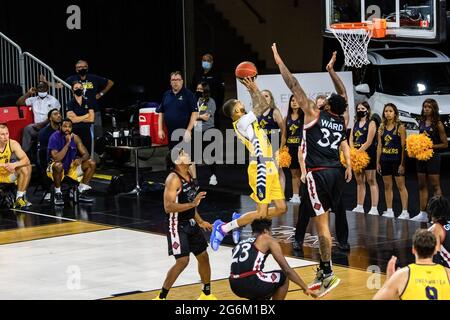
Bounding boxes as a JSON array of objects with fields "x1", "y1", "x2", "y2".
[
  {"x1": 232, "y1": 212, "x2": 242, "y2": 244},
  {"x1": 210, "y1": 220, "x2": 226, "y2": 251}
]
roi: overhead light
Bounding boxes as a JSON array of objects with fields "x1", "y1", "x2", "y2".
[{"x1": 417, "y1": 83, "x2": 426, "y2": 92}]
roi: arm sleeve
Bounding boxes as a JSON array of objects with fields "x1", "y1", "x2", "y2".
[
  {"x1": 47, "y1": 134, "x2": 58, "y2": 153},
  {"x1": 92, "y1": 74, "x2": 109, "y2": 89},
  {"x1": 236, "y1": 112, "x2": 257, "y2": 138},
  {"x1": 25, "y1": 97, "x2": 35, "y2": 106},
  {"x1": 188, "y1": 90, "x2": 199, "y2": 113},
  {"x1": 52, "y1": 97, "x2": 61, "y2": 110}
]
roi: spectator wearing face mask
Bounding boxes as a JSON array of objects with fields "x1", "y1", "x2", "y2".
[
  {"x1": 65, "y1": 60, "x2": 114, "y2": 138},
  {"x1": 16, "y1": 82, "x2": 61, "y2": 156},
  {"x1": 66, "y1": 82, "x2": 95, "y2": 156},
  {"x1": 191, "y1": 54, "x2": 225, "y2": 129}
]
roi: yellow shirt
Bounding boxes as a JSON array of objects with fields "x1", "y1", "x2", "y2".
[
  {"x1": 0, "y1": 140, "x2": 12, "y2": 175},
  {"x1": 401, "y1": 264, "x2": 450, "y2": 300},
  {"x1": 233, "y1": 116, "x2": 276, "y2": 173}
]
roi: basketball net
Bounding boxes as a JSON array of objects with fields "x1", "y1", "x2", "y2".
[
  {"x1": 331, "y1": 24, "x2": 372, "y2": 68},
  {"x1": 331, "y1": 19, "x2": 386, "y2": 69}
]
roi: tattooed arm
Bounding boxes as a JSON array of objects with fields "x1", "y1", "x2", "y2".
[
  {"x1": 272, "y1": 43, "x2": 317, "y2": 120},
  {"x1": 240, "y1": 77, "x2": 270, "y2": 117}
]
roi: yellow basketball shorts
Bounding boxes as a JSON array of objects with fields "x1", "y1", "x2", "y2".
[
  {"x1": 0, "y1": 169, "x2": 17, "y2": 184},
  {"x1": 248, "y1": 162, "x2": 285, "y2": 204},
  {"x1": 47, "y1": 162, "x2": 83, "y2": 182}
]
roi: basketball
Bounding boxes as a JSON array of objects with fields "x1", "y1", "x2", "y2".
[{"x1": 235, "y1": 61, "x2": 258, "y2": 79}]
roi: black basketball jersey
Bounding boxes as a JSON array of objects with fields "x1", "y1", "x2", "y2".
[
  {"x1": 230, "y1": 237, "x2": 269, "y2": 276},
  {"x1": 438, "y1": 221, "x2": 450, "y2": 268},
  {"x1": 167, "y1": 171, "x2": 199, "y2": 223},
  {"x1": 301, "y1": 111, "x2": 346, "y2": 169}
]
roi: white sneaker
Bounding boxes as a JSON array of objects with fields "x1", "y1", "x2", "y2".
[
  {"x1": 398, "y1": 212, "x2": 410, "y2": 220},
  {"x1": 368, "y1": 208, "x2": 379, "y2": 215},
  {"x1": 289, "y1": 195, "x2": 301, "y2": 204},
  {"x1": 382, "y1": 211, "x2": 395, "y2": 218},
  {"x1": 352, "y1": 206, "x2": 365, "y2": 213},
  {"x1": 209, "y1": 175, "x2": 218, "y2": 186},
  {"x1": 411, "y1": 212, "x2": 429, "y2": 223}
]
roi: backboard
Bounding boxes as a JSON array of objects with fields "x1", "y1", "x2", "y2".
[{"x1": 324, "y1": 0, "x2": 447, "y2": 43}]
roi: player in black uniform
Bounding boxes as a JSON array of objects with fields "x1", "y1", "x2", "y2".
[
  {"x1": 428, "y1": 196, "x2": 450, "y2": 268},
  {"x1": 412, "y1": 99, "x2": 448, "y2": 223},
  {"x1": 229, "y1": 219, "x2": 316, "y2": 300},
  {"x1": 272, "y1": 43, "x2": 352, "y2": 298},
  {"x1": 154, "y1": 149, "x2": 216, "y2": 300}
]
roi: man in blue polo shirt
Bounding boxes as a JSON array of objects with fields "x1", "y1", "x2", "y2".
[{"x1": 158, "y1": 71, "x2": 198, "y2": 150}]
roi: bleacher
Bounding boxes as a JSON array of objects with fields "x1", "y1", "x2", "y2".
[{"x1": 0, "y1": 105, "x2": 34, "y2": 143}]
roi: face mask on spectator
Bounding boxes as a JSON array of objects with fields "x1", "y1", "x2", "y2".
[
  {"x1": 74, "y1": 89, "x2": 84, "y2": 97},
  {"x1": 357, "y1": 111, "x2": 368, "y2": 119},
  {"x1": 77, "y1": 68, "x2": 88, "y2": 76},
  {"x1": 38, "y1": 92, "x2": 48, "y2": 98},
  {"x1": 202, "y1": 61, "x2": 212, "y2": 70},
  {"x1": 195, "y1": 91, "x2": 203, "y2": 100}
]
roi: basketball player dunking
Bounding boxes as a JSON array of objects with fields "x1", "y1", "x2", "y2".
[{"x1": 272, "y1": 44, "x2": 352, "y2": 297}]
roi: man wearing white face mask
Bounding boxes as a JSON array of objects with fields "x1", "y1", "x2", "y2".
[{"x1": 16, "y1": 82, "x2": 61, "y2": 155}]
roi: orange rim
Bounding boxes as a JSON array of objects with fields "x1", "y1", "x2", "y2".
[{"x1": 331, "y1": 22, "x2": 371, "y2": 30}]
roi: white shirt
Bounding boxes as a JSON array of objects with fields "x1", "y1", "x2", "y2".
[
  {"x1": 25, "y1": 95, "x2": 61, "y2": 124},
  {"x1": 236, "y1": 111, "x2": 257, "y2": 141}
]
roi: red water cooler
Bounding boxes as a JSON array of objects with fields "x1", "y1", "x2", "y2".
[{"x1": 139, "y1": 108, "x2": 168, "y2": 146}]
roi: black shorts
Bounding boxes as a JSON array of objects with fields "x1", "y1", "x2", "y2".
[
  {"x1": 366, "y1": 150, "x2": 377, "y2": 171},
  {"x1": 417, "y1": 153, "x2": 441, "y2": 175},
  {"x1": 300, "y1": 167, "x2": 345, "y2": 218},
  {"x1": 380, "y1": 159, "x2": 402, "y2": 177},
  {"x1": 166, "y1": 220, "x2": 208, "y2": 259},
  {"x1": 287, "y1": 145, "x2": 300, "y2": 170},
  {"x1": 229, "y1": 271, "x2": 287, "y2": 300}
]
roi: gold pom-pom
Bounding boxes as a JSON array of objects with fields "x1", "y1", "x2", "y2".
[
  {"x1": 277, "y1": 146, "x2": 292, "y2": 168},
  {"x1": 406, "y1": 134, "x2": 434, "y2": 161},
  {"x1": 340, "y1": 148, "x2": 371, "y2": 173}
]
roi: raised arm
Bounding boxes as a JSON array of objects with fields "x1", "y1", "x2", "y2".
[
  {"x1": 239, "y1": 77, "x2": 270, "y2": 117},
  {"x1": 272, "y1": 43, "x2": 316, "y2": 119},
  {"x1": 326, "y1": 52, "x2": 348, "y2": 102}
]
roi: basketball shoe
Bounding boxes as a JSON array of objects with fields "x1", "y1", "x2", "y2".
[
  {"x1": 232, "y1": 212, "x2": 242, "y2": 244},
  {"x1": 210, "y1": 220, "x2": 226, "y2": 251},
  {"x1": 198, "y1": 293, "x2": 218, "y2": 300}
]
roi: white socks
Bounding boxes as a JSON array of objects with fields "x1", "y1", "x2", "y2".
[
  {"x1": 55, "y1": 187, "x2": 62, "y2": 194},
  {"x1": 385, "y1": 208, "x2": 394, "y2": 214},
  {"x1": 78, "y1": 183, "x2": 90, "y2": 192},
  {"x1": 16, "y1": 191, "x2": 25, "y2": 199},
  {"x1": 222, "y1": 220, "x2": 240, "y2": 234}
]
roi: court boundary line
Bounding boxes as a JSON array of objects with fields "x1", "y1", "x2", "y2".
[{"x1": 11, "y1": 209, "x2": 78, "y2": 222}]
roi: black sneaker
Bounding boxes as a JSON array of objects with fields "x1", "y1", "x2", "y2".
[
  {"x1": 54, "y1": 192, "x2": 64, "y2": 206},
  {"x1": 78, "y1": 189, "x2": 95, "y2": 203}
]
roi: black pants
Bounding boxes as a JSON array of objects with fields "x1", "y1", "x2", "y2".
[{"x1": 295, "y1": 198, "x2": 349, "y2": 245}]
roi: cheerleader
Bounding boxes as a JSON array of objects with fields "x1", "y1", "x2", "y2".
[
  {"x1": 349, "y1": 102, "x2": 379, "y2": 215},
  {"x1": 284, "y1": 95, "x2": 303, "y2": 203},
  {"x1": 258, "y1": 90, "x2": 287, "y2": 192},
  {"x1": 411, "y1": 99, "x2": 448, "y2": 222},
  {"x1": 376, "y1": 103, "x2": 409, "y2": 219}
]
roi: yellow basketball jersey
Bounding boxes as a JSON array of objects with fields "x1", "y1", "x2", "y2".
[
  {"x1": 233, "y1": 120, "x2": 273, "y2": 158},
  {"x1": 401, "y1": 264, "x2": 450, "y2": 300},
  {"x1": 0, "y1": 140, "x2": 12, "y2": 175}
]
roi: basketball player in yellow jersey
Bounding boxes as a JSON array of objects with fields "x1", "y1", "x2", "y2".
[
  {"x1": 0, "y1": 125, "x2": 32, "y2": 209},
  {"x1": 210, "y1": 77, "x2": 287, "y2": 251},
  {"x1": 373, "y1": 229, "x2": 450, "y2": 300}
]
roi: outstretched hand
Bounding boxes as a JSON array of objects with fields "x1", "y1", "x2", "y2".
[
  {"x1": 239, "y1": 77, "x2": 258, "y2": 92},
  {"x1": 326, "y1": 51, "x2": 337, "y2": 72},
  {"x1": 272, "y1": 43, "x2": 283, "y2": 66}
]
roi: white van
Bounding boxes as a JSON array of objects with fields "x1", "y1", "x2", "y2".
[{"x1": 354, "y1": 47, "x2": 450, "y2": 152}]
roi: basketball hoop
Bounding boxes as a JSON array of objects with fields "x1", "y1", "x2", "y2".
[{"x1": 330, "y1": 19, "x2": 386, "y2": 68}]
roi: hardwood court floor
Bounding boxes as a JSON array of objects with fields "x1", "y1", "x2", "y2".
[{"x1": 107, "y1": 265, "x2": 385, "y2": 300}]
